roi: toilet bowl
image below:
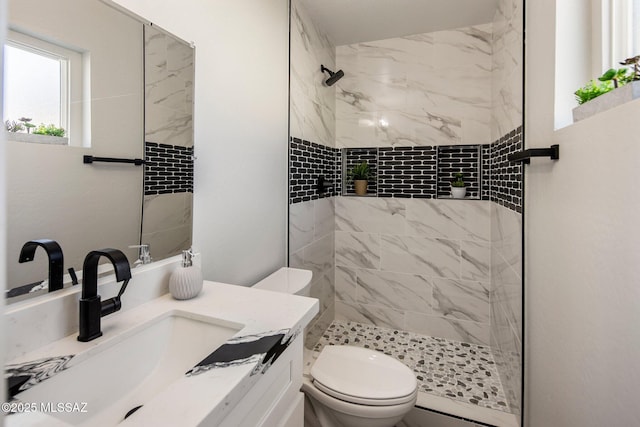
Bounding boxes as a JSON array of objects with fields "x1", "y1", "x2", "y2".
[
  {"x1": 252, "y1": 267, "x2": 313, "y2": 296},
  {"x1": 302, "y1": 345, "x2": 417, "y2": 427},
  {"x1": 251, "y1": 269, "x2": 416, "y2": 427}
]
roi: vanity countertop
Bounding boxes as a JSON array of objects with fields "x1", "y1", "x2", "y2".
[{"x1": 5, "y1": 281, "x2": 319, "y2": 426}]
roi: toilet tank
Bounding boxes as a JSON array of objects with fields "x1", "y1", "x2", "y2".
[{"x1": 252, "y1": 267, "x2": 313, "y2": 297}]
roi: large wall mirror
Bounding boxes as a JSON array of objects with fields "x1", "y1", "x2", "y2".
[{"x1": 4, "y1": 0, "x2": 194, "y2": 302}]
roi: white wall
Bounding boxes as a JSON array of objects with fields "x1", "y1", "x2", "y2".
[
  {"x1": 526, "y1": 1, "x2": 640, "y2": 425},
  {"x1": 113, "y1": 0, "x2": 290, "y2": 286}
]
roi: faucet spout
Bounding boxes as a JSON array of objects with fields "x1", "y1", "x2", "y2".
[
  {"x1": 19, "y1": 239, "x2": 64, "y2": 292},
  {"x1": 78, "y1": 248, "x2": 132, "y2": 342}
]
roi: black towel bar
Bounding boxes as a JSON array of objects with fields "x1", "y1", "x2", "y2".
[
  {"x1": 508, "y1": 145, "x2": 559, "y2": 164},
  {"x1": 83, "y1": 155, "x2": 145, "y2": 166}
]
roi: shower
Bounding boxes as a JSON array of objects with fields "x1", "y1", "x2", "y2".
[{"x1": 320, "y1": 65, "x2": 344, "y2": 86}]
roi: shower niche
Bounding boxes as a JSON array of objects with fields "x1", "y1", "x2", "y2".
[{"x1": 340, "y1": 145, "x2": 486, "y2": 200}]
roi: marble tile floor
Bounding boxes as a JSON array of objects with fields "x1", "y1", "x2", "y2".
[{"x1": 307, "y1": 321, "x2": 510, "y2": 414}]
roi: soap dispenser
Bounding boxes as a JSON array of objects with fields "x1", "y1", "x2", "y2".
[{"x1": 169, "y1": 249, "x2": 203, "y2": 300}]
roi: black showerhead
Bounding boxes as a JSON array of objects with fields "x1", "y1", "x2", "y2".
[{"x1": 321, "y1": 65, "x2": 344, "y2": 86}]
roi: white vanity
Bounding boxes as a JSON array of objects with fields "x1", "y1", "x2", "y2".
[{"x1": 5, "y1": 258, "x2": 319, "y2": 427}]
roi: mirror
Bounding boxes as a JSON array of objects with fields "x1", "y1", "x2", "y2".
[{"x1": 4, "y1": 0, "x2": 194, "y2": 302}]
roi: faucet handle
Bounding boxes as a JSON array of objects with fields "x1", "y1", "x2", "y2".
[{"x1": 129, "y1": 244, "x2": 152, "y2": 265}]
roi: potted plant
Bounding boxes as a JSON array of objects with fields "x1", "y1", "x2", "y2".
[
  {"x1": 347, "y1": 161, "x2": 371, "y2": 196},
  {"x1": 573, "y1": 55, "x2": 640, "y2": 122},
  {"x1": 450, "y1": 172, "x2": 466, "y2": 199}
]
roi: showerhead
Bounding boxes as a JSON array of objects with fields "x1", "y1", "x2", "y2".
[{"x1": 321, "y1": 65, "x2": 344, "y2": 86}]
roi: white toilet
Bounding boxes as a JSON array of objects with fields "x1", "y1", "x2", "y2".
[
  {"x1": 252, "y1": 267, "x2": 313, "y2": 296},
  {"x1": 252, "y1": 267, "x2": 417, "y2": 427},
  {"x1": 302, "y1": 345, "x2": 417, "y2": 427}
]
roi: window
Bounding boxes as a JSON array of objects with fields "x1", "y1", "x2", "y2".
[
  {"x1": 601, "y1": 0, "x2": 640, "y2": 71},
  {"x1": 3, "y1": 30, "x2": 86, "y2": 145}
]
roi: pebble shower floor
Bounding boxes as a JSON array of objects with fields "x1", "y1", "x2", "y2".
[{"x1": 312, "y1": 321, "x2": 510, "y2": 413}]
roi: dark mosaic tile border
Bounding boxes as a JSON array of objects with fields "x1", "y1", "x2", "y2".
[
  {"x1": 489, "y1": 127, "x2": 523, "y2": 213},
  {"x1": 481, "y1": 144, "x2": 492, "y2": 201},
  {"x1": 289, "y1": 127, "x2": 523, "y2": 214},
  {"x1": 289, "y1": 137, "x2": 341, "y2": 204},
  {"x1": 378, "y1": 146, "x2": 437, "y2": 198},
  {"x1": 312, "y1": 321, "x2": 511, "y2": 414},
  {"x1": 144, "y1": 142, "x2": 193, "y2": 195}
]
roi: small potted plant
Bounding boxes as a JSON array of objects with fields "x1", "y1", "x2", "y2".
[
  {"x1": 347, "y1": 161, "x2": 371, "y2": 196},
  {"x1": 573, "y1": 55, "x2": 640, "y2": 121},
  {"x1": 450, "y1": 172, "x2": 466, "y2": 199}
]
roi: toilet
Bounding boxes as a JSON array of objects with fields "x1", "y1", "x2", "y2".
[
  {"x1": 252, "y1": 267, "x2": 417, "y2": 427},
  {"x1": 302, "y1": 345, "x2": 417, "y2": 427},
  {"x1": 252, "y1": 267, "x2": 313, "y2": 296}
]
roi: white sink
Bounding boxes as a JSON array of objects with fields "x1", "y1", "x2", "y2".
[{"x1": 17, "y1": 310, "x2": 243, "y2": 426}]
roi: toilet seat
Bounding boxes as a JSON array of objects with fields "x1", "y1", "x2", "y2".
[
  {"x1": 313, "y1": 379, "x2": 416, "y2": 406},
  {"x1": 310, "y1": 345, "x2": 417, "y2": 407}
]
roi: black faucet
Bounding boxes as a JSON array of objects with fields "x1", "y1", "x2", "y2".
[
  {"x1": 19, "y1": 239, "x2": 64, "y2": 292},
  {"x1": 78, "y1": 249, "x2": 132, "y2": 342}
]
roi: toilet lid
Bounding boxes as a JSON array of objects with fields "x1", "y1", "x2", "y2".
[{"x1": 311, "y1": 346, "x2": 417, "y2": 404}]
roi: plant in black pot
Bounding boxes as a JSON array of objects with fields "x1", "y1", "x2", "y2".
[
  {"x1": 450, "y1": 172, "x2": 466, "y2": 199},
  {"x1": 347, "y1": 161, "x2": 371, "y2": 196}
]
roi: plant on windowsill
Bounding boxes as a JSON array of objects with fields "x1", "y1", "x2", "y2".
[
  {"x1": 4, "y1": 118, "x2": 68, "y2": 145},
  {"x1": 573, "y1": 55, "x2": 640, "y2": 122},
  {"x1": 450, "y1": 172, "x2": 466, "y2": 199},
  {"x1": 33, "y1": 123, "x2": 66, "y2": 137},
  {"x1": 347, "y1": 161, "x2": 371, "y2": 196}
]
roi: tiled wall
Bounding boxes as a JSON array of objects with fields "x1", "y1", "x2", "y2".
[
  {"x1": 289, "y1": 0, "x2": 337, "y2": 345},
  {"x1": 489, "y1": 127, "x2": 523, "y2": 213},
  {"x1": 335, "y1": 25, "x2": 492, "y2": 148},
  {"x1": 490, "y1": 0, "x2": 524, "y2": 419},
  {"x1": 290, "y1": 0, "x2": 336, "y2": 148},
  {"x1": 334, "y1": 197, "x2": 492, "y2": 345},
  {"x1": 144, "y1": 142, "x2": 194, "y2": 195},
  {"x1": 289, "y1": 137, "x2": 340, "y2": 203},
  {"x1": 141, "y1": 25, "x2": 194, "y2": 260}
]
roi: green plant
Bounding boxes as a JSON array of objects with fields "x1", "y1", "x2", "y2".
[
  {"x1": 574, "y1": 80, "x2": 612, "y2": 105},
  {"x1": 347, "y1": 161, "x2": 371, "y2": 182},
  {"x1": 451, "y1": 172, "x2": 465, "y2": 188},
  {"x1": 33, "y1": 123, "x2": 65, "y2": 137},
  {"x1": 575, "y1": 55, "x2": 640, "y2": 105},
  {"x1": 598, "y1": 68, "x2": 631, "y2": 88}
]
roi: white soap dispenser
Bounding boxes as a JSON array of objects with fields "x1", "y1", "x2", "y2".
[{"x1": 169, "y1": 249, "x2": 203, "y2": 300}]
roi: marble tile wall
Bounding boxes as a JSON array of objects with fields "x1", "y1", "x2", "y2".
[
  {"x1": 335, "y1": 25, "x2": 492, "y2": 149},
  {"x1": 144, "y1": 25, "x2": 194, "y2": 148},
  {"x1": 289, "y1": 198, "x2": 336, "y2": 347},
  {"x1": 491, "y1": 0, "x2": 524, "y2": 141},
  {"x1": 290, "y1": 0, "x2": 336, "y2": 148},
  {"x1": 490, "y1": 0, "x2": 523, "y2": 420},
  {"x1": 143, "y1": 25, "x2": 194, "y2": 261},
  {"x1": 334, "y1": 197, "x2": 492, "y2": 346},
  {"x1": 289, "y1": 0, "x2": 337, "y2": 346}
]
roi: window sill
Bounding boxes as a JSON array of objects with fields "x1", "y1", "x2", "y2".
[
  {"x1": 572, "y1": 80, "x2": 640, "y2": 123},
  {"x1": 5, "y1": 132, "x2": 68, "y2": 145}
]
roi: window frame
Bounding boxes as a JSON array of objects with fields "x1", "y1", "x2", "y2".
[
  {"x1": 4, "y1": 29, "x2": 84, "y2": 146},
  {"x1": 596, "y1": 0, "x2": 640, "y2": 73}
]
